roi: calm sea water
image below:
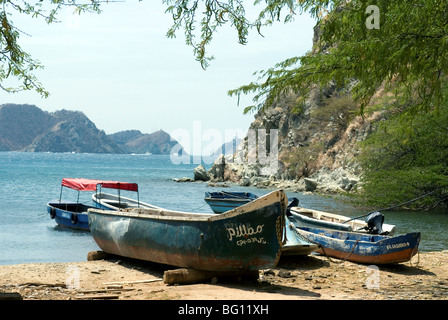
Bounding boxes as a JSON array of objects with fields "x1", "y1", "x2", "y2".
[{"x1": 0, "y1": 152, "x2": 446, "y2": 265}]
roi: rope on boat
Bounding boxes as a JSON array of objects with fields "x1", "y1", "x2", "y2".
[
  {"x1": 189, "y1": 203, "x2": 209, "y2": 211},
  {"x1": 343, "y1": 189, "x2": 440, "y2": 224},
  {"x1": 292, "y1": 227, "x2": 359, "y2": 264}
]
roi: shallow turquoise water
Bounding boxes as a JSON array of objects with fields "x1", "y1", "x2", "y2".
[{"x1": 0, "y1": 152, "x2": 446, "y2": 265}]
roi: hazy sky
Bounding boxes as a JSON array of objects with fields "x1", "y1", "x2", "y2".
[{"x1": 1, "y1": 1, "x2": 316, "y2": 150}]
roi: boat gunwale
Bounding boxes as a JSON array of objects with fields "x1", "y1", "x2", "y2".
[
  {"x1": 92, "y1": 192, "x2": 162, "y2": 209},
  {"x1": 297, "y1": 226, "x2": 420, "y2": 247},
  {"x1": 88, "y1": 189, "x2": 287, "y2": 222},
  {"x1": 290, "y1": 207, "x2": 396, "y2": 234}
]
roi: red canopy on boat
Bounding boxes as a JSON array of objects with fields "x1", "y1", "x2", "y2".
[{"x1": 61, "y1": 178, "x2": 139, "y2": 192}]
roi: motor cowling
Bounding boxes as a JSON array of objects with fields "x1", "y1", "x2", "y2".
[{"x1": 365, "y1": 211, "x2": 384, "y2": 234}]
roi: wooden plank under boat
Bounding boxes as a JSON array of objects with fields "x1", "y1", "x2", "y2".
[
  {"x1": 293, "y1": 226, "x2": 420, "y2": 264},
  {"x1": 87, "y1": 190, "x2": 288, "y2": 272},
  {"x1": 289, "y1": 207, "x2": 397, "y2": 235},
  {"x1": 204, "y1": 191, "x2": 259, "y2": 214}
]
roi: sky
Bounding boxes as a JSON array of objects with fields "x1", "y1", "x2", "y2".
[{"x1": 1, "y1": 1, "x2": 316, "y2": 153}]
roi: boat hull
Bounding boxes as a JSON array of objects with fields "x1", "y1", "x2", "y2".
[
  {"x1": 290, "y1": 207, "x2": 396, "y2": 235},
  {"x1": 88, "y1": 190, "x2": 287, "y2": 271},
  {"x1": 204, "y1": 192, "x2": 258, "y2": 214},
  {"x1": 47, "y1": 203, "x2": 91, "y2": 231},
  {"x1": 296, "y1": 226, "x2": 420, "y2": 264},
  {"x1": 281, "y1": 217, "x2": 318, "y2": 256},
  {"x1": 92, "y1": 193, "x2": 159, "y2": 210}
]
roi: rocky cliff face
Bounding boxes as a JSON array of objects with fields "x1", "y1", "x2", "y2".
[
  {"x1": 206, "y1": 88, "x2": 383, "y2": 193},
  {"x1": 205, "y1": 26, "x2": 387, "y2": 194}
]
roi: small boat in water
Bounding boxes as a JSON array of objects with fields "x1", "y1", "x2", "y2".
[
  {"x1": 47, "y1": 178, "x2": 139, "y2": 231},
  {"x1": 88, "y1": 190, "x2": 288, "y2": 271},
  {"x1": 92, "y1": 190, "x2": 160, "y2": 211},
  {"x1": 293, "y1": 225, "x2": 420, "y2": 264},
  {"x1": 204, "y1": 191, "x2": 259, "y2": 213},
  {"x1": 289, "y1": 207, "x2": 396, "y2": 235}
]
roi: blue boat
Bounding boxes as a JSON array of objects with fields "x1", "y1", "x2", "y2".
[
  {"x1": 293, "y1": 224, "x2": 421, "y2": 264},
  {"x1": 282, "y1": 216, "x2": 319, "y2": 256},
  {"x1": 88, "y1": 190, "x2": 288, "y2": 271},
  {"x1": 47, "y1": 178, "x2": 139, "y2": 231},
  {"x1": 204, "y1": 191, "x2": 259, "y2": 213}
]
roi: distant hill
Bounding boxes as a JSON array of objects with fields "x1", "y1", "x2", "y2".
[
  {"x1": 0, "y1": 104, "x2": 184, "y2": 154},
  {"x1": 108, "y1": 129, "x2": 186, "y2": 155},
  {"x1": 213, "y1": 137, "x2": 242, "y2": 156},
  {"x1": 0, "y1": 104, "x2": 56, "y2": 151}
]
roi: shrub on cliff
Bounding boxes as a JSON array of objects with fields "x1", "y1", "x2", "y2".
[{"x1": 358, "y1": 106, "x2": 448, "y2": 210}]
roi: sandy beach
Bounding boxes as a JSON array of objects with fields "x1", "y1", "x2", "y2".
[{"x1": 1, "y1": 250, "x2": 447, "y2": 301}]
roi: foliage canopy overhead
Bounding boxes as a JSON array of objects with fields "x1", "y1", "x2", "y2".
[
  {"x1": 0, "y1": 0, "x2": 104, "y2": 97},
  {"x1": 164, "y1": 0, "x2": 448, "y2": 116},
  {"x1": 3, "y1": 0, "x2": 448, "y2": 114}
]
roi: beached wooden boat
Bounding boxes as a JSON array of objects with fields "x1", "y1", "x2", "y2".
[
  {"x1": 92, "y1": 192, "x2": 160, "y2": 210},
  {"x1": 289, "y1": 207, "x2": 397, "y2": 235},
  {"x1": 47, "y1": 178, "x2": 139, "y2": 231},
  {"x1": 204, "y1": 192, "x2": 316, "y2": 255},
  {"x1": 204, "y1": 191, "x2": 259, "y2": 214},
  {"x1": 282, "y1": 216, "x2": 318, "y2": 256},
  {"x1": 88, "y1": 190, "x2": 288, "y2": 271},
  {"x1": 293, "y1": 225, "x2": 420, "y2": 264}
]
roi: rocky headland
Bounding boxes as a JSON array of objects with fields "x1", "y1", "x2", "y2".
[
  {"x1": 187, "y1": 25, "x2": 389, "y2": 196},
  {"x1": 0, "y1": 103, "x2": 183, "y2": 154},
  {"x1": 188, "y1": 86, "x2": 384, "y2": 196}
]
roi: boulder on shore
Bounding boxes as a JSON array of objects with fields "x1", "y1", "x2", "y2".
[{"x1": 194, "y1": 165, "x2": 210, "y2": 181}]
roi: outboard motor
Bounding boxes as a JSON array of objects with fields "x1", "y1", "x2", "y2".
[
  {"x1": 288, "y1": 197, "x2": 299, "y2": 208},
  {"x1": 286, "y1": 197, "x2": 300, "y2": 216},
  {"x1": 365, "y1": 211, "x2": 384, "y2": 234}
]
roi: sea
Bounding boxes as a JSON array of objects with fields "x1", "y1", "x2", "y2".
[{"x1": 1, "y1": 151, "x2": 447, "y2": 266}]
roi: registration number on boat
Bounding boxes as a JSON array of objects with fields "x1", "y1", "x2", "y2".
[{"x1": 386, "y1": 242, "x2": 409, "y2": 250}]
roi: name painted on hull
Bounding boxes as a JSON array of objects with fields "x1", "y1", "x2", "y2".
[{"x1": 226, "y1": 224, "x2": 265, "y2": 242}]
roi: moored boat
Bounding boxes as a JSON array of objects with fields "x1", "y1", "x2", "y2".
[
  {"x1": 47, "y1": 178, "x2": 139, "y2": 231},
  {"x1": 88, "y1": 190, "x2": 288, "y2": 271},
  {"x1": 293, "y1": 225, "x2": 420, "y2": 264},
  {"x1": 92, "y1": 192, "x2": 160, "y2": 210},
  {"x1": 204, "y1": 191, "x2": 259, "y2": 214},
  {"x1": 289, "y1": 207, "x2": 396, "y2": 235}
]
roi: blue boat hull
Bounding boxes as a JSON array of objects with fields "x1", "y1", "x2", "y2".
[
  {"x1": 295, "y1": 226, "x2": 420, "y2": 264},
  {"x1": 88, "y1": 190, "x2": 287, "y2": 271},
  {"x1": 47, "y1": 203, "x2": 92, "y2": 231},
  {"x1": 204, "y1": 192, "x2": 258, "y2": 214},
  {"x1": 282, "y1": 217, "x2": 318, "y2": 256}
]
